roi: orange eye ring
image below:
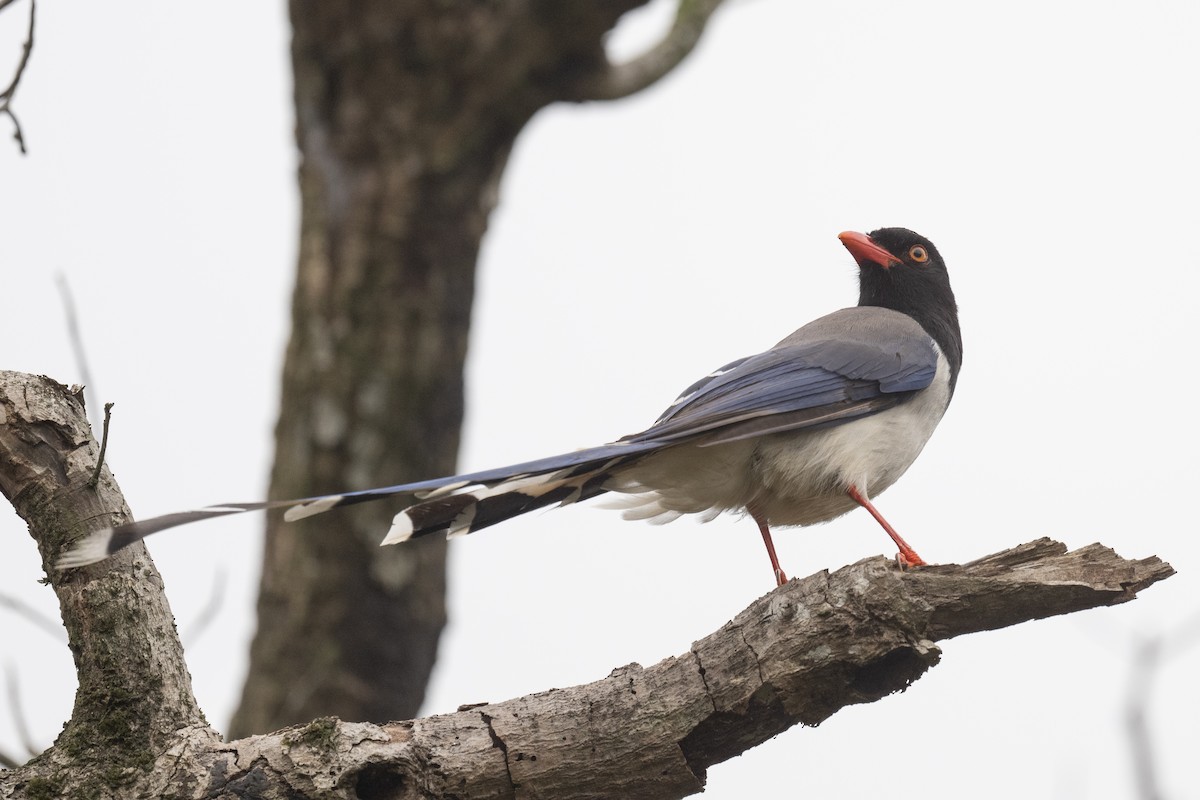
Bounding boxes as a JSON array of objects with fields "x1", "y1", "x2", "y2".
[{"x1": 908, "y1": 245, "x2": 929, "y2": 263}]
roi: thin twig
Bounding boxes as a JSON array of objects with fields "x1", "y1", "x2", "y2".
[
  {"x1": 1125, "y1": 636, "x2": 1163, "y2": 800},
  {"x1": 181, "y1": 568, "x2": 228, "y2": 646},
  {"x1": 1163, "y1": 605, "x2": 1200, "y2": 659},
  {"x1": 87, "y1": 402, "x2": 114, "y2": 488},
  {"x1": 55, "y1": 274, "x2": 99, "y2": 422},
  {"x1": 1121, "y1": 605, "x2": 1200, "y2": 799},
  {"x1": 0, "y1": 593, "x2": 64, "y2": 641},
  {"x1": 4, "y1": 664, "x2": 40, "y2": 758},
  {"x1": 0, "y1": 0, "x2": 35, "y2": 154},
  {"x1": 0, "y1": 0, "x2": 34, "y2": 101}
]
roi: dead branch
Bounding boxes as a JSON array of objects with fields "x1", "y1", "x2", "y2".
[
  {"x1": 0, "y1": 592, "x2": 64, "y2": 641},
  {"x1": 54, "y1": 273, "x2": 101, "y2": 424},
  {"x1": 4, "y1": 664, "x2": 39, "y2": 760},
  {"x1": 105, "y1": 541, "x2": 1172, "y2": 800},
  {"x1": 0, "y1": 0, "x2": 35, "y2": 154}
]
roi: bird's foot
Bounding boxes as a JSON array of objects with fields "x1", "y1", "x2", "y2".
[
  {"x1": 894, "y1": 549, "x2": 928, "y2": 569},
  {"x1": 774, "y1": 567, "x2": 789, "y2": 586}
]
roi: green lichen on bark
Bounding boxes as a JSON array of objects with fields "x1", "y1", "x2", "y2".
[
  {"x1": 22, "y1": 776, "x2": 65, "y2": 800},
  {"x1": 284, "y1": 716, "x2": 341, "y2": 752}
]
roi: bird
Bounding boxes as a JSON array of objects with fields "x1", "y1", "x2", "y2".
[{"x1": 58, "y1": 227, "x2": 962, "y2": 586}]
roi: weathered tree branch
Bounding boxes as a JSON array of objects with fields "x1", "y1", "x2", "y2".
[
  {"x1": 0, "y1": 371, "x2": 218, "y2": 791},
  {"x1": 0, "y1": 370, "x2": 1173, "y2": 798}
]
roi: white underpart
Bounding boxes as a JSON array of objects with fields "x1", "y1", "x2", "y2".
[{"x1": 610, "y1": 347, "x2": 953, "y2": 528}]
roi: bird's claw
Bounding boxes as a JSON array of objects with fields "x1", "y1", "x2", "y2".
[{"x1": 894, "y1": 550, "x2": 928, "y2": 570}]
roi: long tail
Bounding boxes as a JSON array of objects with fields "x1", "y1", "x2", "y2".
[
  {"x1": 55, "y1": 440, "x2": 661, "y2": 569},
  {"x1": 380, "y1": 469, "x2": 615, "y2": 544}
]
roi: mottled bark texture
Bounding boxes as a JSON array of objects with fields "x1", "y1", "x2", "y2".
[
  {"x1": 0, "y1": 380, "x2": 1173, "y2": 796},
  {"x1": 232, "y1": 0, "x2": 727, "y2": 737},
  {"x1": 0, "y1": 373, "x2": 218, "y2": 796}
]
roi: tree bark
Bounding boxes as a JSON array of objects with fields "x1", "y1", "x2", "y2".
[
  {"x1": 0, "y1": 370, "x2": 1175, "y2": 798},
  {"x1": 234, "y1": 0, "x2": 728, "y2": 737},
  {"x1": 0, "y1": 372, "x2": 218, "y2": 795}
]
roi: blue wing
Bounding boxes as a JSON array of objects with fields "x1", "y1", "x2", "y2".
[{"x1": 631, "y1": 309, "x2": 939, "y2": 446}]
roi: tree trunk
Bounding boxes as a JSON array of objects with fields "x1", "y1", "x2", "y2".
[{"x1": 232, "y1": 0, "x2": 728, "y2": 737}]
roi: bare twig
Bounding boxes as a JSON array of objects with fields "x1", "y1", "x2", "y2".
[
  {"x1": 0, "y1": 0, "x2": 35, "y2": 154},
  {"x1": 55, "y1": 274, "x2": 99, "y2": 422},
  {"x1": 576, "y1": 0, "x2": 727, "y2": 101},
  {"x1": 1122, "y1": 606, "x2": 1200, "y2": 799},
  {"x1": 1125, "y1": 636, "x2": 1163, "y2": 800},
  {"x1": 87, "y1": 402, "x2": 114, "y2": 488},
  {"x1": 0, "y1": 593, "x2": 64, "y2": 641},
  {"x1": 180, "y1": 568, "x2": 228, "y2": 646},
  {"x1": 4, "y1": 664, "x2": 40, "y2": 759},
  {"x1": 1163, "y1": 605, "x2": 1200, "y2": 658},
  {"x1": 0, "y1": 597, "x2": 60, "y2": 764}
]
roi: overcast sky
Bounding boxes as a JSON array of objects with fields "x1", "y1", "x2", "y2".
[{"x1": 3, "y1": 0, "x2": 1199, "y2": 797}]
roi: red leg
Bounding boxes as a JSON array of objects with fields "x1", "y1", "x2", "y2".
[
  {"x1": 749, "y1": 506, "x2": 788, "y2": 586},
  {"x1": 846, "y1": 484, "x2": 927, "y2": 568}
]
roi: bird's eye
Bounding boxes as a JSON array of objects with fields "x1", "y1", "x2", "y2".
[{"x1": 908, "y1": 246, "x2": 929, "y2": 263}]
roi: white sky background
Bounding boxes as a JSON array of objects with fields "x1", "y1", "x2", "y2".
[{"x1": 2, "y1": 0, "x2": 1199, "y2": 796}]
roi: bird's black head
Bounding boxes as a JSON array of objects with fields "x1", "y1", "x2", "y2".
[{"x1": 839, "y1": 227, "x2": 963, "y2": 388}]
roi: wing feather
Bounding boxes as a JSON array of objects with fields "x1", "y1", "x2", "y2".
[{"x1": 631, "y1": 307, "x2": 939, "y2": 445}]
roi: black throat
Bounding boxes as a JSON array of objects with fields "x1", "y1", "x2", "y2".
[{"x1": 859, "y1": 269, "x2": 963, "y2": 394}]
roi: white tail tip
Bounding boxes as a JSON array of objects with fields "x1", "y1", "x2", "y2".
[
  {"x1": 284, "y1": 496, "x2": 343, "y2": 522},
  {"x1": 55, "y1": 529, "x2": 116, "y2": 569},
  {"x1": 380, "y1": 512, "x2": 414, "y2": 546}
]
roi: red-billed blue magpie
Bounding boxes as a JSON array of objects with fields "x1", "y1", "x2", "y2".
[{"x1": 59, "y1": 228, "x2": 961, "y2": 585}]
